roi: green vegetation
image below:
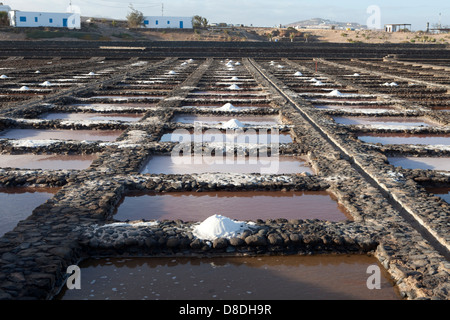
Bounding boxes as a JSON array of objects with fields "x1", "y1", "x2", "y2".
[
  {"x1": 192, "y1": 15, "x2": 208, "y2": 29},
  {"x1": 126, "y1": 5, "x2": 144, "y2": 28},
  {"x1": 0, "y1": 11, "x2": 8, "y2": 27}
]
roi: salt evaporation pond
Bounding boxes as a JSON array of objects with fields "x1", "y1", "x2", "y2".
[
  {"x1": 334, "y1": 117, "x2": 437, "y2": 127},
  {"x1": 140, "y1": 155, "x2": 312, "y2": 175},
  {"x1": 159, "y1": 131, "x2": 293, "y2": 144},
  {"x1": 425, "y1": 188, "x2": 450, "y2": 204},
  {"x1": 113, "y1": 191, "x2": 351, "y2": 222},
  {"x1": 0, "y1": 154, "x2": 98, "y2": 170},
  {"x1": 41, "y1": 113, "x2": 143, "y2": 122},
  {"x1": 0, "y1": 129, "x2": 123, "y2": 142},
  {"x1": 388, "y1": 157, "x2": 450, "y2": 171},
  {"x1": 171, "y1": 114, "x2": 281, "y2": 125},
  {"x1": 0, "y1": 187, "x2": 58, "y2": 236},
  {"x1": 56, "y1": 255, "x2": 399, "y2": 300},
  {"x1": 358, "y1": 133, "x2": 450, "y2": 146}
]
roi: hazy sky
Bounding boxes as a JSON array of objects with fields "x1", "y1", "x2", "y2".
[{"x1": 5, "y1": 0, "x2": 450, "y2": 30}]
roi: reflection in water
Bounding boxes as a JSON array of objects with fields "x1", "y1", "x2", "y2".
[
  {"x1": 41, "y1": 113, "x2": 143, "y2": 122},
  {"x1": 140, "y1": 155, "x2": 312, "y2": 175},
  {"x1": 0, "y1": 154, "x2": 98, "y2": 170},
  {"x1": 358, "y1": 133, "x2": 450, "y2": 146},
  {"x1": 426, "y1": 188, "x2": 450, "y2": 204},
  {"x1": 56, "y1": 255, "x2": 400, "y2": 300},
  {"x1": 0, "y1": 187, "x2": 58, "y2": 236},
  {"x1": 171, "y1": 114, "x2": 281, "y2": 125},
  {"x1": 0, "y1": 129, "x2": 123, "y2": 142},
  {"x1": 388, "y1": 157, "x2": 450, "y2": 171},
  {"x1": 334, "y1": 117, "x2": 436, "y2": 127},
  {"x1": 113, "y1": 190, "x2": 351, "y2": 222}
]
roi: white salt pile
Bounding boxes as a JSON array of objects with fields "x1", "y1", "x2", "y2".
[
  {"x1": 19, "y1": 86, "x2": 30, "y2": 91},
  {"x1": 218, "y1": 103, "x2": 240, "y2": 111},
  {"x1": 381, "y1": 82, "x2": 398, "y2": 87},
  {"x1": 313, "y1": 81, "x2": 324, "y2": 86},
  {"x1": 40, "y1": 81, "x2": 52, "y2": 86},
  {"x1": 234, "y1": 62, "x2": 241, "y2": 65},
  {"x1": 88, "y1": 72, "x2": 97, "y2": 76},
  {"x1": 35, "y1": 70, "x2": 41, "y2": 74},
  {"x1": 168, "y1": 70, "x2": 177, "y2": 75},
  {"x1": 222, "y1": 119, "x2": 245, "y2": 129},
  {"x1": 0, "y1": 75, "x2": 8, "y2": 79},
  {"x1": 277, "y1": 65, "x2": 284, "y2": 68},
  {"x1": 352, "y1": 73, "x2": 360, "y2": 76},
  {"x1": 192, "y1": 214, "x2": 250, "y2": 241},
  {"x1": 309, "y1": 78, "x2": 318, "y2": 82},
  {"x1": 328, "y1": 89, "x2": 344, "y2": 96},
  {"x1": 294, "y1": 71, "x2": 303, "y2": 76},
  {"x1": 231, "y1": 76, "x2": 239, "y2": 80},
  {"x1": 228, "y1": 84, "x2": 240, "y2": 90}
]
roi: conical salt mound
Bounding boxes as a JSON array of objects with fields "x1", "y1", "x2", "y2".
[
  {"x1": 0, "y1": 75, "x2": 8, "y2": 79},
  {"x1": 168, "y1": 70, "x2": 177, "y2": 75},
  {"x1": 231, "y1": 76, "x2": 239, "y2": 80},
  {"x1": 222, "y1": 119, "x2": 245, "y2": 129},
  {"x1": 328, "y1": 89, "x2": 344, "y2": 96},
  {"x1": 218, "y1": 103, "x2": 239, "y2": 111},
  {"x1": 228, "y1": 84, "x2": 240, "y2": 90},
  {"x1": 294, "y1": 71, "x2": 303, "y2": 76},
  {"x1": 41, "y1": 81, "x2": 52, "y2": 86},
  {"x1": 19, "y1": 86, "x2": 30, "y2": 91},
  {"x1": 192, "y1": 214, "x2": 248, "y2": 241}
]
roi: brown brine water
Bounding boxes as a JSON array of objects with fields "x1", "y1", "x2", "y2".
[
  {"x1": 56, "y1": 255, "x2": 400, "y2": 300},
  {"x1": 113, "y1": 190, "x2": 351, "y2": 222},
  {"x1": 0, "y1": 187, "x2": 58, "y2": 236}
]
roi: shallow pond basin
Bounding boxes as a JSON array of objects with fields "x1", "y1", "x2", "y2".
[
  {"x1": 0, "y1": 129, "x2": 123, "y2": 142},
  {"x1": 56, "y1": 255, "x2": 400, "y2": 300},
  {"x1": 0, "y1": 154, "x2": 98, "y2": 170},
  {"x1": 388, "y1": 156, "x2": 450, "y2": 171},
  {"x1": 41, "y1": 112, "x2": 144, "y2": 122},
  {"x1": 113, "y1": 190, "x2": 351, "y2": 222},
  {"x1": 0, "y1": 187, "x2": 58, "y2": 236},
  {"x1": 357, "y1": 133, "x2": 450, "y2": 146},
  {"x1": 140, "y1": 155, "x2": 312, "y2": 175}
]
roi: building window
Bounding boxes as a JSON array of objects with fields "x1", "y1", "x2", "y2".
[
  {"x1": 144, "y1": 20, "x2": 149, "y2": 25},
  {"x1": 35, "y1": 17, "x2": 38, "y2": 23},
  {"x1": 49, "y1": 18, "x2": 53, "y2": 23},
  {"x1": 19, "y1": 16, "x2": 26, "y2": 22}
]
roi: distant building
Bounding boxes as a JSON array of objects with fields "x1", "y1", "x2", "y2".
[
  {"x1": 385, "y1": 24, "x2": 411, "y2": 32},
  {"x1": 9, "y1": 10, "x2": 81, "y2": 29},
  {"x1": 143, "y1": 16, "x2": 192, "y2": 29}
]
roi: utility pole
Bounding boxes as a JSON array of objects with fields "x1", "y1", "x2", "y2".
[{"x1": 162, "y1": 3, "x2": 164, "y2": 16}]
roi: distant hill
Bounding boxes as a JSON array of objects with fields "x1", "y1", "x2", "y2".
[{"x1": 285, "y1": 18, "x2": 367, "y2": 30}]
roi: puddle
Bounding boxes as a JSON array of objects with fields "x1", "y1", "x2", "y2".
[
  {"x1": 140, "y1": 155, "x2": 312, "y2": 175},
  {"x1": 358, "y1": 133, "x2": 450, "y2": 146},
  {"x1": 159, "y1": 130, "x2": 293, "y2": 144},
  {"x1": 113, "y1": 190, "x2": 351, "y2": 222},
  {"x1": 0, "y1": 154, "x2": 98, "y2": 170},
  {"x1": 315, "y1": 105, "x2": 395, "y2": 112},
  {"x1": 334, "y1": 117, "x2": 436, "y2": 127},
  {"x1": 41, "y1": 113, "x2": 143, "y2": 122},
  {"x1": 171, "y1": 115, "x2": 281, "y2": 126},
  {"x1": 0, "y1": 187, "x2": 58, "y2": 236},
  {"x1": 425, "y1": 187, "x2": 450, "y2": 203},
  {"x1": 56, "y1": 255, "x2": 400, "y2": 300},
  {"x1": 181, "y1": 104, "x2": 270, "y2": 110},
  {"x1": 0, "y1": 129, "x2": 123, "y2": 142},
  {"x1": 388, "y1": 157, "x2": 450, "y2": 171}
]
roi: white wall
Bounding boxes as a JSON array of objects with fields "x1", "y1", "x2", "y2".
[
  {"x1": 9, "y1": 11, "x2": 81, "y2": 29},
  {"x1": 143, "y1": 16, "x2": 193, "y2": 29}
]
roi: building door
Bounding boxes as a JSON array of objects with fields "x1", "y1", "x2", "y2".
[
  {"x1": 63, "y1": 18, "x2": 68, "y2": 27},
  {"x1": 179, "y1": 21, "x2": 183, "y2": 29}
]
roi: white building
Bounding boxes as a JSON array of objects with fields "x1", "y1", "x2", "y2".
[
  {"x1": 8, "y1": 11, "x2": 81, "y2": 29},
  {"x1": 143, "y1": 16, "x2": 192, "y2": 29}
]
